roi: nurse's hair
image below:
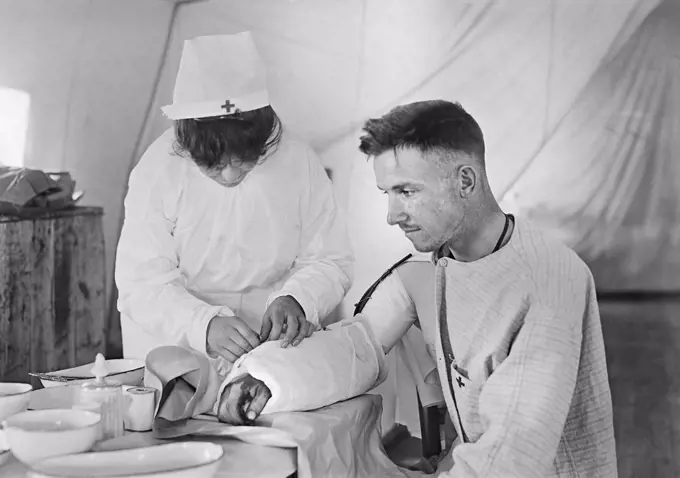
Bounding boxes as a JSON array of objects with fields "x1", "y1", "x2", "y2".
[
  {"x1": 172, "y1": 106, "x2": 283, "y2": 170},
  {"x1": 358, "y1": 100, "x2": 485, "y2": 166}
]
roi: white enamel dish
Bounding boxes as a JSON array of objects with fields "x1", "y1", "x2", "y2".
[
  {"x1": 31, "y1": 359, "x2": 145, "y2": 388},
  {"x1": 26, "y1": 442, "x2": 224, "y2": 478}
]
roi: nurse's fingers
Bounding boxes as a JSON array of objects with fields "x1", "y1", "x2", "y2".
[
  {"x1": 268, "y1": 313, "x2": 285, "y2": 342},
  {"x1": 215, "y1": 346, "x2": 240, "y2": 364},
  {"x1": 229, "y1": 328, "x2": 257, "y2": 353},
  {"x1": 244, "y1": 382, "x2": 272, "y2": 422},
  {"x1": 280, "y1": 314, "x2": 299, "y2": 348},
  {"x1": 223, "y1": 336, "x2": 249, "y2": 356},
  {"x1": 259, "y1": 316, "x2": 272, "y2": 343},
  {"x1": 290, "y1": 320, "x2": 310, "y2": 347},
  {"x1": 231, "y1": 317, "x2": 261, "y2": 349}
]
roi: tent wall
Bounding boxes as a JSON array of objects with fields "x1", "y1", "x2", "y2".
[
  {"x1": 341, "y1": 0, "x2": 667, "y2": 317},
  {"x1": 0, "y1": 0, "x2": 174, "y2": 334},
  {"x1": 136, "y1": 0, "x2": 667, "y2": 320},
  {"x1": 503, "y1": 0, "x2": 680, "y2": 292}
]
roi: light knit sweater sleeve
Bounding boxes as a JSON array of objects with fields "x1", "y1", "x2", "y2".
[
  {"x1": 445, "y1": 306, "x2": 582, "y2": 478},
  {"x1": 358, "y1": 271, "x2": 418, "y2": 354}
]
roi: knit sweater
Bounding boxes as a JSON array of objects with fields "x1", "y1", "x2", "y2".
[
  {"x1": 414, "y1": 218, "x2": 617, "y2": 477},
  {"x1": 206, "y1": 216, "x2": 617, "y2": 476}
]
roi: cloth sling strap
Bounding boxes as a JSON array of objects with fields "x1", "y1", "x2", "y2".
[
  {"x1": 353, "y1": 253, "x2": 413, "y2": 316},
  {"x1": 439, "y1": 214, "x2": 513, "y2": 444}
]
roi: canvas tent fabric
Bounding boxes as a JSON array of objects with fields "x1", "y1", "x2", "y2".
[
  {"x1": 132, "y1": 0, "x2": 675, "y2": 302},
  {"x1": 502, "y1": 0, "x2": 680, "y2": 292}
]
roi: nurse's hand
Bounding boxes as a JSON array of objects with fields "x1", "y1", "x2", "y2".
[
  {"x1": 260, "y1": 296, "x2": 314, "y2": 348},
  {"x1": 216, "y1": 373, "x2": 271, "y2": 425},
  {"x1": 206, "y1": 315, "x2": 261, "y2": 363}
]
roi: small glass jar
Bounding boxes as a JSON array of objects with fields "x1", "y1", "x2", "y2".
[{"x1": 77, "y1": 354, "x2": 124, "y2": 440}]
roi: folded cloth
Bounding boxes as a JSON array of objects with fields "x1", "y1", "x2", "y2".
[
  {"x1": 144, "y1": 346, "x2": 222, "y2": 433},
  {"x1": 0, "y1": 167, "x2": 56, "y2": 207},
  {"x1": 216, "y1": 315, "x2": 388, "y2": 415},
  {"x1": 0, "y1": 167, "x2": 77, "y2": 216},
  {"x1": 142, "y1": 333, "x2": 407, "y2": 478}
]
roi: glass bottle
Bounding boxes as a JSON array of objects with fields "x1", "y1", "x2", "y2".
[{"x1": 77, "y1": 353, "x2": 124, "y2": 440}]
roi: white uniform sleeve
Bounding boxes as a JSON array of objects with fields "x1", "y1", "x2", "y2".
[
  {"x1": 115, "y1": 149, "x2": 232, "y2": 356},
  {"x1": 266, "y1": 147, "x2": 354, "y2": 325}
]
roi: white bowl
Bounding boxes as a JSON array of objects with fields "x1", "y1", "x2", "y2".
[
  {"x1": 2, "y1": 409, "x2": 101, "y2": 465},
  {"x1": 0, "y1": 383, "x2": 33, "y2": 422},
  {"x1": 27, "y1": 442, "x2": 224, "y2": 477},
  {"x1": 37, "y1": 359, "x2": 145, "y2": 388}
]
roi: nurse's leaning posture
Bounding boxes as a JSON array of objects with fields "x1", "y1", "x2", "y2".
[{"x1": 115, "y1": 32, "x2": 353, "y2": 371}]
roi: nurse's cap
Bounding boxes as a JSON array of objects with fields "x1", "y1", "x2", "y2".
[{"x1": 161, "y1": 32, "x2": 270, "y2": 121}]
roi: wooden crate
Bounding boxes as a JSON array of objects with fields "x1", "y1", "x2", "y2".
[{"x1": 0, "y1": 207, "x2": 106, "y2": 386}]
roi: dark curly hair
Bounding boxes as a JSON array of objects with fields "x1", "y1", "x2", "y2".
[
  {"x1": 173, "y1": 106, "x2": 283, "y2": 169},
  {"x1": 358, "y1": 100, "x2": 485, "y2": 166}
]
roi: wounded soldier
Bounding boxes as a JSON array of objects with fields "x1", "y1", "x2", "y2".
[{"x1": 213, "y1": 100, "x2": 618, "y2": 478}]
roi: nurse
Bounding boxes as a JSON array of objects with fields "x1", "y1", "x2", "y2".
[{"x1": 115, "y1": 32, "x2": 353, "y2": 367}]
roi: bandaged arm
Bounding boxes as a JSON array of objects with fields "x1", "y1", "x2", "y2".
[
  {"x1": 358, "y1": 269, "x2": 419, "y2": 354},
  {"x1": 215, "y1": 272, "x2": 417, "y2": 414}
]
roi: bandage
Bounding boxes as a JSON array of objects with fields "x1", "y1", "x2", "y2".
[
  {"x1": 123, "y1": 386, "x2": 157, "y2": 431},
  {"x1": 217, "y1": 317, "x2": 387, "y2": 415}
]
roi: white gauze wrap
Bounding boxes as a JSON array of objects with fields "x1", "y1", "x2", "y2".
[{"x1": 215, "y1": 316, "x2": 388, "y2": 415}]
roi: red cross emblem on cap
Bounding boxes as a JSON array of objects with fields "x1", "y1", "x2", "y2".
[{"x1": 221, "y1": 100, "x2": 235, "y2": 113}]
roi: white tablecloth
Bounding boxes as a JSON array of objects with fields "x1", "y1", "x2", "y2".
[
  {"x1": 1, "y1": 384, "x2": 297, "y2": 478},
  {"x1": 2, "y1": 375, "x2": 411, "y2": 477}
]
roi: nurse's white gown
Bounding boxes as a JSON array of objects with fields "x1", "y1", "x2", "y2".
[{"x1": 115, "y1": 128, "x2": 354, "y2": 368}]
